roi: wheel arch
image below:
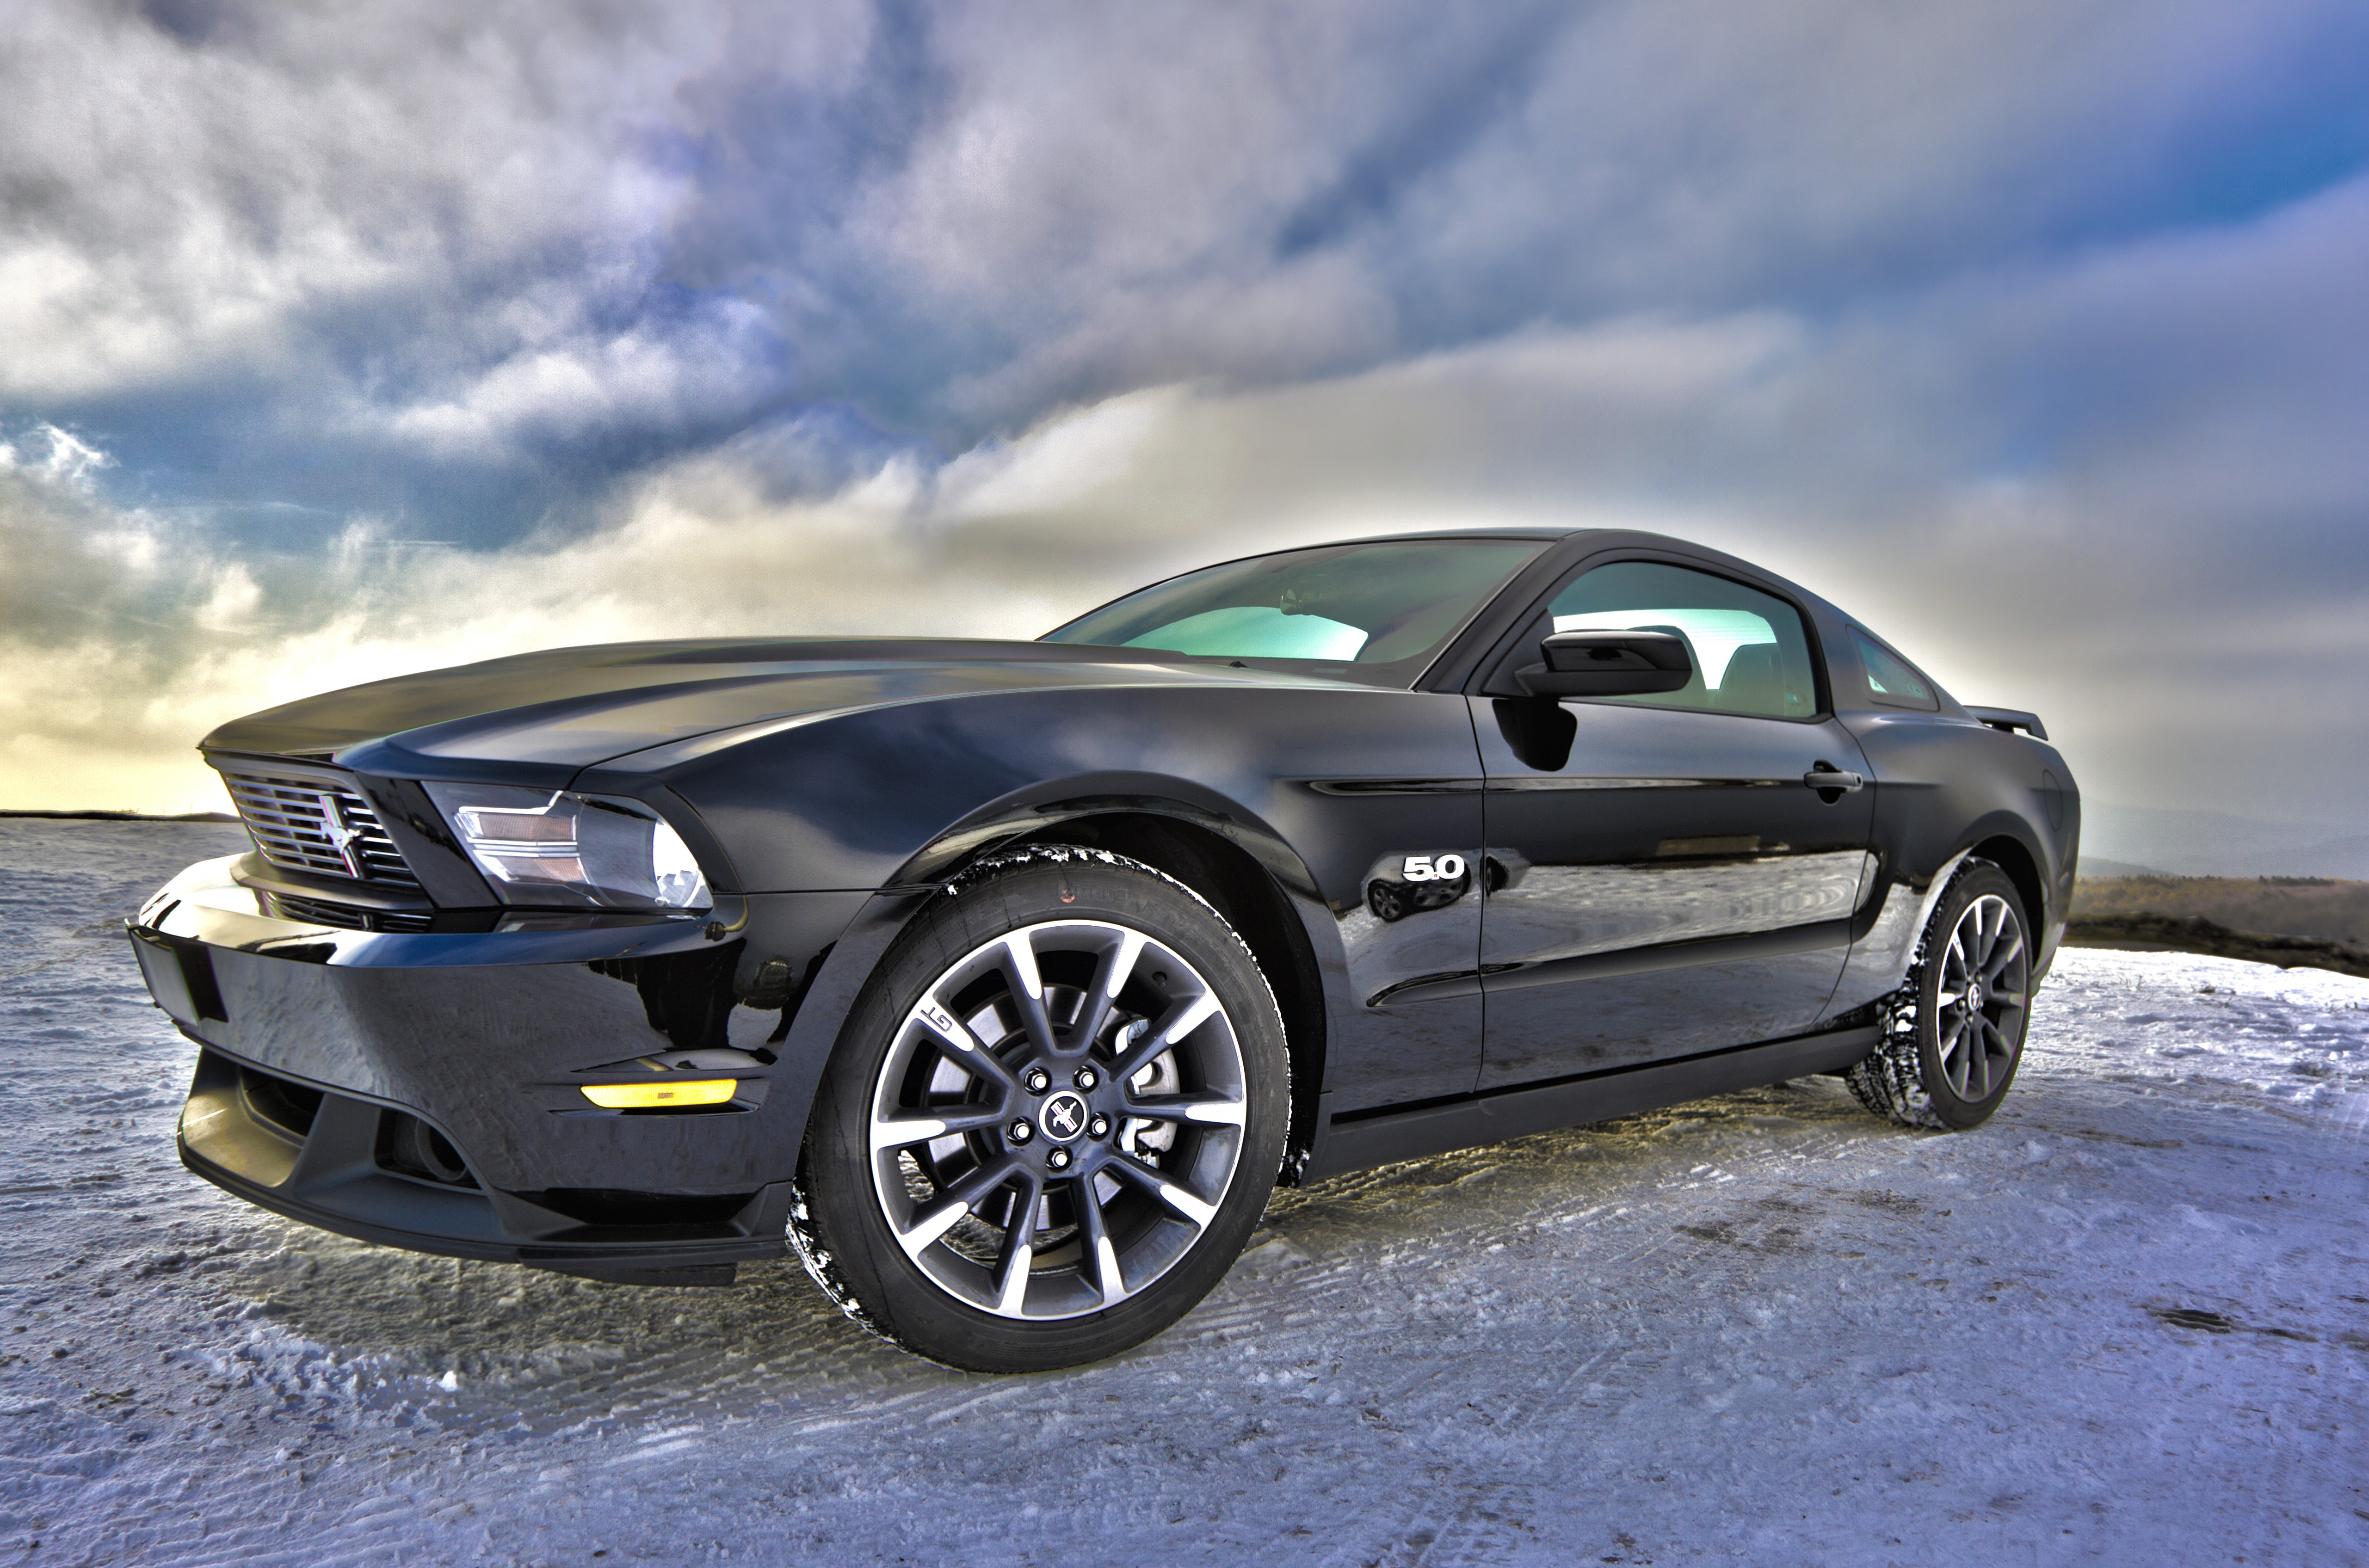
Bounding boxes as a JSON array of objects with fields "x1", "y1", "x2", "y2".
[
  {"x1": 1962, "y1": 824, "x2": 2047, "y2": 938},
  {"x1": 999, "y1": 809, "x2": 1330, "y2": 1181},
  {"x1": 870, "y1": 778, "x2": 1336, "y2": 1185}
]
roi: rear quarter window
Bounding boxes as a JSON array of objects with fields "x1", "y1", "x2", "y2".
[{"x1": 1853, "y1": 628, "x2": 1940, "y2": 711}]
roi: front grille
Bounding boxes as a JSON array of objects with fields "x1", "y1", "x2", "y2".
[
  {"x1": 264, "y1": 892, "x2": 435, "y2": 933},
  {"x1": 217, "y1": 767, "x2": 422, "y2": 890}
]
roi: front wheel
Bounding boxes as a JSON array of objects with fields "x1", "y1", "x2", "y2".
[
  {"x1": 1847, "y1": 858, "x2": 2033, "y2": 1131},
  {"x1": 792, "y1": 849, "x2": 1290, "y2": 1372}
]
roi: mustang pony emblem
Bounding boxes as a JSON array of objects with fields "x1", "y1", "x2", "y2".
[
  {"x1": 315, "y1": 793, "x2": 367, "y2": 879},
  {"x1": 1040, "y1": 1091, "x2": 1088, "y2": 1142}
]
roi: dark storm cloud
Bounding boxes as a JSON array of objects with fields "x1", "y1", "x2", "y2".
[
  {"x1": 0, "y1": 0, "x2": 869, "y2": 539},
  {"x1": 1, "y1": 0, "x2": 2366, "y2": 815},
  {"x1": 21, "y1": 0, "x2": 2354, "y2": 536}
]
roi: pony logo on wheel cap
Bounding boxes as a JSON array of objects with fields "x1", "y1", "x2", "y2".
[{"x1": 1040, "y1": 1090, "x2": 1088, "y2": 1143}]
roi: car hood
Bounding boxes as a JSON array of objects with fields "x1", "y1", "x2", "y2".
[{"x1": 201, "y1": 637, "x2": 1337, "y2": 774}]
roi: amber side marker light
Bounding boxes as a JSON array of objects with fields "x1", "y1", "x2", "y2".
[{"x1": 581, "y1": 1079, "x2": 737, "y2": 1110}]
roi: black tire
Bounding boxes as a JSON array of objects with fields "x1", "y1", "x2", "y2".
[
  {"x1": 790, "y1": 847, "x2": 1290, "y2": 1372},
  {"x1": 1846, "y1": 858, "x2": 2034, "y2": 1131}
]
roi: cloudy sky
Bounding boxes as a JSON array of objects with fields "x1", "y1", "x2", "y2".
[{"x1": 2, "y1": 0, "x2": 2365, "y2": 820}]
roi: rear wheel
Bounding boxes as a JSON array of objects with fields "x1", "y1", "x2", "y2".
[
  {"x1": 1847, "y1": 859, "x2": 2033, "y2": 1131},
  {"x1": 791, "y1": 849, "x2": 1289, "y2": 1372}
]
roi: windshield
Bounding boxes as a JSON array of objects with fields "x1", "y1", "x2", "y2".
[{"x1": 1043, "y1": 539, "x2": 1545, "y2": 676}]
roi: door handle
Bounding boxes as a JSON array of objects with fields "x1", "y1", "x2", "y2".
[{"x1": 1802, "y1": 766, "x2": 1865, "y2": 793}]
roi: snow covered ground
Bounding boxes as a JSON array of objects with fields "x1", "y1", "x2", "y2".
[{"x1": 4, "y1": 819, "x2": 2366, "y2": 1566}]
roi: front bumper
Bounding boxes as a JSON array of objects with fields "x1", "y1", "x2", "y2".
[{"x1": 132, "y1": 855, "x2": 867, "y2": 1284}]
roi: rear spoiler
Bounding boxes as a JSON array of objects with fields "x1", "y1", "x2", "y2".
[{"x1": 1966, "y1": 706, "x2": 2047, "y2": 741}]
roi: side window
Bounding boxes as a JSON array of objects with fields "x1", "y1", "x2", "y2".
[
  {"x1": 1541, "y1": 561, "x2": 1819, "y2": 719},
  {"x1": 1853, "y1": 627, "x2": 1938, "y2": 711}
]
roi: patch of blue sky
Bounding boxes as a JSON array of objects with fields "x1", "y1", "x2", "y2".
[
  {"x1": 2151, "y1": 102, "x2": 2369, "y2": 233},
  {"x1": 2023, "y1": 29, "x2": 2369, "y2": 254}
]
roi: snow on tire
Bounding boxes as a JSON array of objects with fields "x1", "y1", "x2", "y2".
[{"x1": 1848, "y1": 857, "x2": 2035, "y2": 1132}]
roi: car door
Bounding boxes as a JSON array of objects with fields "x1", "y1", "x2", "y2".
[{"x1": 1472, "y1": 558, "x2": 1876, "y2": 1089}]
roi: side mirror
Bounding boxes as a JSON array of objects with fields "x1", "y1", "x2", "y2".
[{"x1": 1516, "y1": 629, "x2": 1693, "y2": 698}]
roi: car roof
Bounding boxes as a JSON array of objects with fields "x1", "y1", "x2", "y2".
[{"x1": 1317, "y1": 525, "x2": 1598, "y2": 545}]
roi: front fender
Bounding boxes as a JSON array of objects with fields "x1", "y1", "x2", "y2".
[{"x1": 581, "y1": 680, "x2": 1491, "y2": 1122}]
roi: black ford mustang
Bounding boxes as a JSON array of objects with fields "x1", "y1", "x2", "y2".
[{"x1": 130, "y1": 529, "x2": 2079, "y2": 1371}]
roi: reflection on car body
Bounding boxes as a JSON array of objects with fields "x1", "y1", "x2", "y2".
[{"x1": 1363, "y1": 851, "x2": 1473, "y2": 922}]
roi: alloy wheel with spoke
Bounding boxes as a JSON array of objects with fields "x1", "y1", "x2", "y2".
[
  {"x1": 1932, "y1": 892, "x2": 2028, "y2": 1101},
  {"x1": 866, "y1": 917, "x2": 1250, "y2": 1322},
  {"x1": 795, "y1": 848, "x2": 1289, "y2": 1371}
]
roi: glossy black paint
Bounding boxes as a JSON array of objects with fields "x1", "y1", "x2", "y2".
[
  {"x1": 132, "y1": 529, "x2": 2080, "y2": 1280},
  {"x1": 1471, "y1": 697, "x2": 1876, "y2": 1087},
  {"x1": 581, "y1": 681, "x2": 1495, "y2": 1111},
  {"x1": 1461, "y1": 538, "x2": 1880, "y2": 1087}
]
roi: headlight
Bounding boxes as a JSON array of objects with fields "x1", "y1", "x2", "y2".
[{"x1": 424, "y1": 783, "x2": 712, "y2": 912}]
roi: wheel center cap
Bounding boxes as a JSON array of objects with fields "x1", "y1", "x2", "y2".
[{"x1": 1039, "y1": 1090, "x2": 1089, "y2": 1144}]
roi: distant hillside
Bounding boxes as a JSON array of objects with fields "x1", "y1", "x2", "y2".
[
  {"x1": 2081, "y1": 805, "x2": 2369, "y2": 878},
  {"x1": 2264, "y1": 835, "x2": 2369, "y2": 880},
  {"x1": 2071, "y1": 875, "x2": 2369, "y2": 947},
  {"x1": 2074, "y1": 857, "x2": 2165, "y2": 879}
]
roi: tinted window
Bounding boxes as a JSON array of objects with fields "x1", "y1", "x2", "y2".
[
  {"x1": 1044, "y1": 540, "x2": 1543, "y2": 671},
  {"x1": 1854, "y1": 628, "x2": 1938, "y2": 710},
  {"x1": 1541, "y1": 561, "x2": 1818, "y2": 719}
]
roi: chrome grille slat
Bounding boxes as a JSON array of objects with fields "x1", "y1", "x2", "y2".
[{"x1": 217, "y1": 767, "x2": 424, "y2": 891}]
